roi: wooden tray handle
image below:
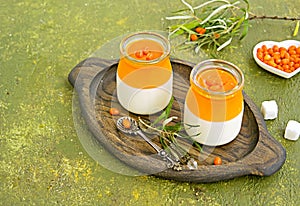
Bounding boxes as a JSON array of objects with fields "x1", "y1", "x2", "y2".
[
  {"x1": 68, "y1": 57, "x2": 118, "y2": 87},
  {"x1": 239, "y1": 95, "x2": 286, "y2": 176}
]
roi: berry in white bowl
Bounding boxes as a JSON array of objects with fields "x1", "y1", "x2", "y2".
[{"x1": 253, "y1": 40, "x2": 300, "y2": 78}]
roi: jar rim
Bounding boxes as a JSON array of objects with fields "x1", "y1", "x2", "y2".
[
  {"x1": 190, "y1": 59, "x2": 244, "y2": 96},
  {"x1": 119, "y1": 32, "x2": 171, "y2": 64}
]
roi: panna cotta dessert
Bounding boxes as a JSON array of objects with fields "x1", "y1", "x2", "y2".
[
  {"x1": 117, "y1": 32, "x2": 173, "y2": 114},
  {"x1": 184, "y1": 59, "x2": 244, "y2": 146}
]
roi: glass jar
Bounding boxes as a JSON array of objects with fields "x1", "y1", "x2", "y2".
[
  {"x1": 184, "y1": 59, "x2": 244, "y2": 146},
  {"x1": 116, "y1": 32, "x2": 173, "y2": 114}
]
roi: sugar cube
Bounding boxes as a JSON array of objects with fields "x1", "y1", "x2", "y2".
[
  {"x1": 284, "y1": 120, "x2": 300, "y2": 141},
  {"x1": 261, "y1": 100, "x2": 278, "y2": 120}
]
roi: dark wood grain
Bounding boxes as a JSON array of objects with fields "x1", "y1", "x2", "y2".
[{"x1": 68, "y1": 57, "x2": 286, "y2": 182}]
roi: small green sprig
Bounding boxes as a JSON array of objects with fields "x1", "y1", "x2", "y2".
[
  {"x1": 166, "y1": 0, "x2": 250, "y2": 52},
  {"x1": 138, "y1": 97, "x2": 202, "y2": 159}
]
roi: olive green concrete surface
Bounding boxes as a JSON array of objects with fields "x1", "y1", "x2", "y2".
[{"x1": 0, "y1": 0, "x2": 299, "y2": 205}]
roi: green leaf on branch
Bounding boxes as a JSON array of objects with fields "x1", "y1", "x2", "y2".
[{"x1": 166, "y1": 0, "x2": 249, "y2": 52}]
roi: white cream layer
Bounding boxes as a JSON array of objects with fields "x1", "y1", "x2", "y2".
[
  {"x1": 116, "y1": 74, "x2": 172, "y2": 114},
  {"x1": 184, "y1": 102, "x2": 244, "y2": 146}
]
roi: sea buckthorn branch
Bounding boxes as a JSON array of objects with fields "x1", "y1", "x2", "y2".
[
  {"x1": 137, "y1": 98, "x2": 202, "y2": 165},
  {"x1": 248, "y1": 15, "x2": 300, "y2": 21},
  {"x1": 166, "y1": 0, "x2": 300, "y2": 53}
]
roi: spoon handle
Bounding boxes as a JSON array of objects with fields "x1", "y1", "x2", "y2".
[
  {"x1": 136, "y1": 130, "x2": 179, "y2": 168},
  {"x1": 158, "y1": 150, "x2": 179, "y2": 168},
  {"x1": 136, "y1": 130, "x2": 162, "y2": 152}
]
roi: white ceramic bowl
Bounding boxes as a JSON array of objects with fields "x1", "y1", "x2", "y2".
[{"x1": 253, "y1": 40, "x2": 300, "y2": 78}]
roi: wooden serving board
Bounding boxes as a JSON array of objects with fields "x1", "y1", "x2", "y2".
[{"x1": 68, "y1": 57, "x2": 286, "y2": 183}]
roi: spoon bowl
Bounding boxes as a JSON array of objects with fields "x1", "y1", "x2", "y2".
[{"x1": 116, "y1": 116, "x2": 140, "y2": 135}]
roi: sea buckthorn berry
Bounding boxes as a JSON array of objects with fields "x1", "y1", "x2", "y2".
[
  {"x1": 122, "y1": 119, "x2": 131, "y2": 129},
  {"x1": 257, "y1": 53, "x2": 263, "y2": 61},
  {"x1": 264, "y1": 54, "x2": 272, "y2": 61},
  {"x1": 267, "y1": 48, "x2": 274, "y2": 56},
  {"x1": 268, "y1": 61, "x2": 277, "y2": 68},
  {"x1": 282, "y1": 58, "x2": 290, "y2": 65},
  {"x1": 262, "y1": 45, "x2": 267, "y2": 52},
  {"x1": 289, "y1": 49, "x2": 297, "y2": 55},
  {"x1": 135, "y1": 50, "x2": 144, "y2": 58},
  {"x1": 195, "y1": 27, "x2": 201, "y2": 33},
  {"x1": 275, "y1": 58, "x2": 281, "y2": 64},
  {"x1": 283, "y1": 64, "x2": 290, "y2": 70},
  {"x1": 145, "y1": 52, "x2": 154, "y2": 60},
  {"x1": 143, "y1": 47, "x2": 149, "y2": 55},
  {"x1": 201, "y1": 28, "x2": 206, "y2": 34},
  {"x1": 280, "y1": 50, "x2": 286, "y2": 58},
  {"x1": 273, "y1": 52, "x2": 280, "y2": 59},
  {"x1": 284, "y1": 52, "x2": 290, "y2": 59},
  {"x1": 272, "y1": 45, "x2": 279, "y2": 52},
  {"x1": 214, "y1": 156, "x2": 222, "y2": 165},
  {"x1": 279, "y1": 47, "x2": 286, "y2": 52},
  {"x1": 213, "y1": 33, "x2": 220, "y2": 39},
  {"x1": 195, "y1": 27, "x2": 206, "y2": 35},
  {"x1": 289, "y1": 45, "x2": 296, "y2": 51},
  {"x1": 190, "y1": 34, "x2": 198, "y2": 41},
  {"x1": 209, "y1": 84, "x2": 222, "y2": 91},
  {"x1": 291, "y1": 55, "x2": 297, "y2": 60},
  {"x1": 257, "y1": 48, "x2": 263, "y2": 53},
  {"x1": 109, "y1": 108, "x2": 120, "y2": 116}
]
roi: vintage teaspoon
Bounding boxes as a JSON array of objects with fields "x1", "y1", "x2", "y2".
[{"x1": 116, "y1": 116, "x2": 180, "y2": 169}]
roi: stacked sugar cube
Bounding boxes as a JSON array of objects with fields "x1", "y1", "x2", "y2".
[{"x1": 261, "y1": 100, "x2": 300, "y2": 141}]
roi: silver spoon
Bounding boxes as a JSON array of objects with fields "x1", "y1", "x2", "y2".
[{"x1": 116, "y1": 116, "x2": 180, "y2": 169}]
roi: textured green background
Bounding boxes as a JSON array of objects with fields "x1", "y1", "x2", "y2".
[{"x1": 0, "y1": 0, "x2": 299, "y2": 205}]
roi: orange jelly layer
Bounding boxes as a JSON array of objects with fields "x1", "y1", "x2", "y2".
[
  {"x1": 186, "y1": 68, "x2": 243, "y2": 121},
  {"x1": 117, "y1": 39, "x2": 172, "y2": 89}
]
